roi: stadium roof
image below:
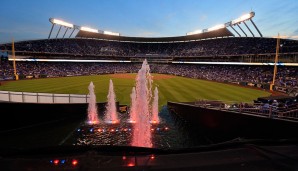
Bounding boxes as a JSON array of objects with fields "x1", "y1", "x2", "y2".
[
  {"x1": 75, "y1": 28, "x2": 234, "y2": 42},
  {"x1": 48, "y1": 12, "x2": 263, "y2": 42}
]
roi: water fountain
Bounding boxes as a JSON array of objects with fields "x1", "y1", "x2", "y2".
[
  {"x1": 151, "y1": 87, "x2": 160, "y2": 124},
  {"x1": 87, "y1": 81, "x2": 99, "y2": 124},
  {"x1": 132, "y1": 59, "x2": 153, "y2": 147},
  {"x1": 128, "y1": 87, "x2": 137, "y2": 123},
  {"x1": 104, "y1": 79, "x2": 119, "y2": 124}
]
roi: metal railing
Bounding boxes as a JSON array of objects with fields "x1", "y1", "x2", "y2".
[
  {"x1": 0, "y1": 91, "x2": 90, "y2": 104},
  {"x1": 194, "y1": 99, "x2": 298, "y2": 121}
]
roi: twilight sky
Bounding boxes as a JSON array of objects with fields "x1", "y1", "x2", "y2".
[{"x1": 0, "y1": 0, "x2": 298, "y2": 43}]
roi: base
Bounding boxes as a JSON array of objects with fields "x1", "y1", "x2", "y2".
[
  {"x1": 87, "y1": 120, "x2": 100, "y2": 125},
  {"x1": 104, "y1": 120, "x2": 119, "y2": 124},
  {"x1": 150, "y1": 120, "x2": 159, "y2": 124}
]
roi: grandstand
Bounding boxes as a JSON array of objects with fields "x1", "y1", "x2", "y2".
[
  {"x1": 1, "y1": 37, "x2": 298, "y2": 63},
  {"x1": 0, "y1": 11, "x2": 298, "y2": 97},
  {"x1": 0, "y1": 11, "x2": 297, "y2": 65}
]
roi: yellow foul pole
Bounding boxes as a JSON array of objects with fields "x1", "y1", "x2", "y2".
[
  {"x1": 270, "y1": 33, "x2": 280, "y2": 91},
  {"x1": 12, "y1": 38, "x2": 19, "y2": 80}
]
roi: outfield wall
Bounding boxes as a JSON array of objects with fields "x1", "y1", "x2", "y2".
[
  {"x1": 168, "y1": 101, "x2": 298, "y2": 142},
  {"x1": 0, "y1": 91, "x2": 122, "y2": 131},
  {"x1": 0, "y1": 101, "x2": 120, "y2": 131},
  {"x1": 0, "y1": 91, "x2": 89, "y2": 103}
]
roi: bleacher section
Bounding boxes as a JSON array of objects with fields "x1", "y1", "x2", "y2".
[
  {"x1": 1, "y1": 37, "x2": 298, "y2": 63},
  {"x1": 1, "y1": 61, "x2": 297, "y2": 95}
]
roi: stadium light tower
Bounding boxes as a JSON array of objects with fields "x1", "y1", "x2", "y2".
[
  {"x1": 104, "y1": 31, "x2": 120, "y2": 36},
  {"x1": 228, "y1": 12, "x2": 263, "y2": 37},
  {"x1": 48, "y1": 18, "x2": 75, "y2": 39},
  {"x1": 250, "y1": 18, "x2": 263, "y2": 37},
  {"x1": 50, "y1": 18, "x2": 74, "y2": 28},
  {"x1": 186, "y1": 12, "x2": 262, "y2": 37},
  {"x1": 243, "y1": 21, "x2": 255, "y2": 37},
  {"x1": 231, "y1": 13, "x2": 252, "y2": 37},
  {"x1": 236, "y1": 24, "x2": 247, "y2": 37},
  {"x1": 69, "y1": 25, "x2": 80, "y2": 38},
  {"x1": 231, "y1": 13, "x2": 252, "y2": 25},
  {"x1": 207, "y1": 24, "x2": 225, "y2": 32},
  {"x1": 48, "y1": 18, "x2": 121, "y2": 39},
  {"x1": 80, "y1": 26, "x2": 99, "y2": 33},
  {"x1": 226, "y1": 22, "x2": 241, "y2": 37},
  {"x1": 186, "y1": 29, "x2": 202, "y2": 36}
]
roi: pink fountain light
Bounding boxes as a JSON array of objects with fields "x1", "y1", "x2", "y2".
[
  {"x1": 128, "y1": 87, "x2": 137, "y2": 123},
  {"x1": 87, "y1": 81, "x2": 99, "y2": 125},
  {"x1": 104, "y1": 79, "x2": 119, "y2": 124},
  {"x1": 151, "y1": 87, "x2": 160, "y2": 124},
  {"x1": 132, "y1": 59, "x2": 153, "y2": 148}
]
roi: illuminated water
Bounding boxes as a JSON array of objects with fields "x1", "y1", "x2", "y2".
[
  {"x1": 87, "y1": 82, "x2": 99, "y2": 124},
  {"x1": 151, "y1": 87, "x2": 160, "y2": 124},
  {"x1": 128, "y1": 87, "x2": 137, "y2": 123},
  {"x1": 104, "y1": 79, "x2": 119, "y2": 124},
  {"x1": 79, "y1": 61, "x2": 208, "y2": 148},
  {"x1": 131, "y1": 59, "x2": 153, "y2": 147},
  {"x1": 75, "y1": 106, "x2": 191, "y2": 148}
]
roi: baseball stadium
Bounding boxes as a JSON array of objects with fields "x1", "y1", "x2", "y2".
[{"x1": 1, "y1": 2, "x2": 298, "y2": 170}]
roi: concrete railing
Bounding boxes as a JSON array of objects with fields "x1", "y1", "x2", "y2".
[{"x1": 0, "y1": 91, "x2": 90, "y2": 104}]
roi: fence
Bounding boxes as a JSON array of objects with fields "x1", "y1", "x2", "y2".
[{"x1": 0, "y1": 91, "x2": 90, "y2": 104}]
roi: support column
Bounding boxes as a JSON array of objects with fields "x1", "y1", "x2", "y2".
[
  {"x1": 63, "y1": 28, "x2": 69, "y2": 38},
  {"x1": 243, "y1": 21, "x2": 254, "y2": 37},
  {"x1": 230, "y1": 25, "x2": 241, "y2": 37},
  {"x1": 250, "y1": 19, "x2": 263, "y2": 37},
  {"x1": 236, "y1": 24, "x2": 247, "y2": 37},
  {"x1": 48, "y1": 23, "x2": 55, "y2": 39},
  {"x1": 69, "y1": 28, "x2": 76, "y2": 38},
  {"x1": 56, "y1": 25, "x2": 62, "y2": 38}
]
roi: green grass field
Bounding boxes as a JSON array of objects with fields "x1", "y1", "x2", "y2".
[{"x1": 0, "y1": 74, "x2": 271, "y2": 107}]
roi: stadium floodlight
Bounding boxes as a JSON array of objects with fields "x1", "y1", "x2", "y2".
[
  {"x1": 50, "y1": 18, "x2": 74, "y2": 28},
  {"x1": 231, "y1": 12, "x2": 254, "y2": 25},
  {"x1": 104, "y1": 31, "x2": 120, "y2": 36},
  {"x1": 80, "y1": 26, "x2": 99, "y2": 33},
  {"x1": 207, "y1": 24, "x2": 225, "y2": 32},
  {"x1": 225, "y1": 22, "x2": 232, "y2": 27},
  {"x1": 186, "y1": 30, "x2": 202, "y2": 36}
]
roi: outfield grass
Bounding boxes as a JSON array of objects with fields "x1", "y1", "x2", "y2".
[{"x1": 0, "y1": 74, "x2": 271, "y2": 107}]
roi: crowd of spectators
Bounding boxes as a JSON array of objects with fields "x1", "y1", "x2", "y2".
[
  {"x1": 1, "y1": 37, "x2": 298, "y2": 57},
  {"x1": 1, "y1": 61, "x2": 297, "y2": 94},
  {"x1": 1, "y1": 37, "x2": 297, "y2": 94},
  {"x1": 0, "y1": 61, "x2": 139, "y2": 78},
  {"x1": 151, "y1": 64, "x2": 298, "y2": 88}
]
